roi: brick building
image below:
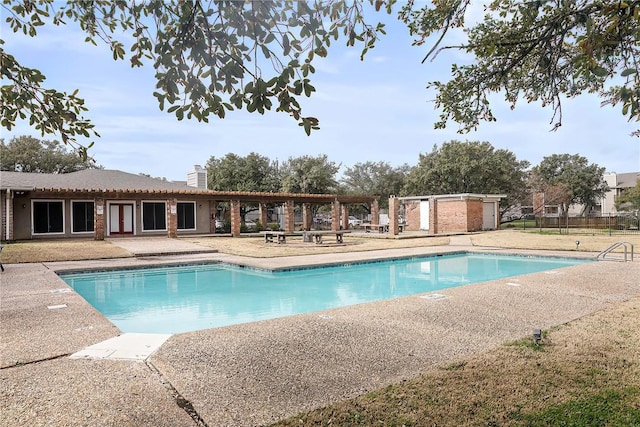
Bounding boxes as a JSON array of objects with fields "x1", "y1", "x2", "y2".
[
  {"x1": 394, "y1": 194, "x2": 505, "y2": 235},
  {"x1": 0, "y1": 169, "x2": 376, "y2": 241}
]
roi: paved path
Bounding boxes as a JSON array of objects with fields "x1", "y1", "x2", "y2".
[
  {"x1": 1, "y1": 241, "x2": 639, "y2": 426},
  {"x1": 107, "y1": 236, "x2": 218, "y2": 256}
]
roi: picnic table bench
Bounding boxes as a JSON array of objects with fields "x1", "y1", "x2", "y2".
[
  {"x1": 304, "y1": 230, "x2": 351, "y2": 244},
  {"x1": 262, "y1": 231, "x2": 303, "y2": 244},
  {"x1": 361, "y1": 223, "x2": 388, "y2": 233},
  {"x1": 361, "y1": 223, "x2": 406, "y2": 233}
]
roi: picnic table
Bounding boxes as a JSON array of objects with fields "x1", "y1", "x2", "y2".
[
  {"x1": 304, "y1": 230, "x2": 351, "y2": 244},
  {"x1": 361, "y1": 223, "x2": 388, "y2": 233},
  {"x1": 361, "y1": 223, "x2": 406, "y2": 233},
  {"x1": 262, "y1": 231, "x2": 302, "y2": 244}
]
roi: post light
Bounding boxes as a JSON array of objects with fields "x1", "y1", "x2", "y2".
[
  {"x1": 575, "y1": 240, "x2": 580, "y2": 250},
  {"x1": 533, "y1": 328, "x2": 542, "y2": 344}
]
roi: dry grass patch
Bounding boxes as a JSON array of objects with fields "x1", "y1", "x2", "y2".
[
  {"x1": 473, "y1": 229, "x2": 640, "y2": 253},
  {"x1": 0, "y1": 239, "x2": 132, "y2": 263},
  {"x1": 273, "y1": 297, "x2": 640, "y2": 426},
  {"x1": 184, "y1": 236, "x2": 450, "y2": 258}
]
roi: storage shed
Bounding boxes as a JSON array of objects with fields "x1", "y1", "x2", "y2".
[{"x1": 394, "y1": 193, "x2": 505, "y2": 235}]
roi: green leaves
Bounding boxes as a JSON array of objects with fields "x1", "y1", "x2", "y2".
[
  {"x1": 3, "y1": 0, "x2": 392, "y2": 144},
  {"x1": 402, "y1": 0, "x2": 640, "y2": 134},
  {"x1": 0, "y1": 135, "x2": 100, "y2": 173},
  {"x1": 0, "y1": 48, "x2": 98, "y2": 152},
  {"x1": 404, "y1": 140, "x2": 530, "y2": 213}
]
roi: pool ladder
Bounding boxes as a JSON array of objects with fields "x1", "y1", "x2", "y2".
[{"x1": 596, "y1": 241, "x2": 635, "y2": 262}]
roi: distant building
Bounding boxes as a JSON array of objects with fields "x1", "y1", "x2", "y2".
[{"x1": 600, "y1": 172, "x2": 639, "y2": 215}]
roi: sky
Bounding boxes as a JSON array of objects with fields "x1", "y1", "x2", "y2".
[{"x1": 2, "y1": 3, "x2": 639, "y2": 182}]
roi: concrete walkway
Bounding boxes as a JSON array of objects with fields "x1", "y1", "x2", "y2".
[
  {"x1": 107, "y1": 236, "x2": 218, "y2": 256},
  {"x1": 1, "y1": 240, "x2": 639, "y2": 426}
]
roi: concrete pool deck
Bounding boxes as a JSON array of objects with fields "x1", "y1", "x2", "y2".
[{"x1": 1, "y1": 239, "x2": 639, "y2": 426}]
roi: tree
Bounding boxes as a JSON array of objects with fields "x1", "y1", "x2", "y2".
[
  {"x1": 531, "y1": 153, "x2": 608, "y2": 216},
  {"x1": 0, "y1": 135, "x2": 99, "y2": 173},
  {"x1": 404, "y1": 140, "x2": 530, "y2": 216},
  {"x1": 340, "y1": 161, "x2": 410, "y2": 209},
  {"x1": 6, "y1": 1, "x2": 637, "y2": 146},
  {"x1": 206, "y1": 152, "x2": 279, "y2": 193},
  {"x1": 400, "y1": 0, "x2": 640, "y2": 135},
  {"x1": 280, "y1": 154, "x2": 340, "y2": 194},
  {"x1": 205, "y1": 152, "x2": 280, "y2": 222},
  {"x1": 2, "y1": 0, "x2": 391, "y2": 149},
  {"x1": 5, "y1": 1, "x2": 638, "y2": 148}
]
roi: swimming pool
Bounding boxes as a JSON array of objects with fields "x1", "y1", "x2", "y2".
[{"x1": 59, "y1": 253, "x2": 590, "y2": 334}]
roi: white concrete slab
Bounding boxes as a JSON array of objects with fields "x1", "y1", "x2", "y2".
[{"x1": 70, "y1": 333, "x2": 172, "y2": 361}]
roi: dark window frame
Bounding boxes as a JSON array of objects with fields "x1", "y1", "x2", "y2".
[
  {"x1": 71, "y1": 200, "x2": 94, "y2": 233},
  {"x1": 177, "y1": 202, "x2": 196, "y2": 230},
  {"x1": 32, "y1": 200, "x2": 64, "y2": 235},
  {"x1": 142, "y1": 201, "x2": 167, "y2": 231}
]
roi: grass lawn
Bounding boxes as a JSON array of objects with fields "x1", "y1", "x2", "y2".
[{"x1": 0, "y1": 239, "x2": 132, "y2": 263}]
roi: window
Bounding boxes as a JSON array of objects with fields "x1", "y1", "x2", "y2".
[
  {"x1": 177, "y1": 202, "x2": 196, "y2": 230},
  {"x1": 33, "y1": 201, "x2": 64, "y2": 234},
  {"x1": 72, "y1": 201, "x2": 94, "y2": 233},
  {"x1": 142, "y1": 202, "x2": 166, "y2": 231}
]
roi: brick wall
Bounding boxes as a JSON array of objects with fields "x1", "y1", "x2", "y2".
[
  {"x1": 466, "y1": 200, "x2": 483, "y2": 232},
  {"x1": 404, "y1": 201, "x2": 420, "y2": 231},
  {"x1": 436, "y1": 200, "x2": 468, "y2": 233}
]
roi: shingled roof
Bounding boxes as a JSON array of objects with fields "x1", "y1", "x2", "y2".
[
  {"x1": 614, "y1": 172, "x2": 640, "y2": 189},
  {"x1": 0, "y1": 169, "x2": 197, "y2": 192},
  {"x1": 0, "y1": 169, "x2": 378, "y2": 204}
]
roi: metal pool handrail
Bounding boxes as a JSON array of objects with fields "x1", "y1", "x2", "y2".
[{"x1": 596, "y1": 241, "x2": 635, "y2": 262}]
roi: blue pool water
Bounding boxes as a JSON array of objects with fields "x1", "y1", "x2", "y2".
[{"x1": 59, "y1": 253, "x2": 590, "y2": 334}]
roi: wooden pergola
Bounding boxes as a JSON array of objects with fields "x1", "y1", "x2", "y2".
[{"x1": 22, "y1": 187, "x2": 379, "y2": 238}]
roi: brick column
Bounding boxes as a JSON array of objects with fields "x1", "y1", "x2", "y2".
[
  {"x1": 284, "y1": 200, "x2": 295, "y2": 233},
  {"x1": 302, "y1": 203, "x2": 312, "y2": 230},
  {"x1": 331, "y1": 200, "x2": 340, "y2": 231},
  {"x1": 259, "y1": 202, "x2": 269, "y2": 228},
  {"x1": 341, "y1": 204, "x2": 349, "y2": 230},
  {"x1": 167, "y1": 198, "x2": 178, "y2": 238},
  {"x1": 3, "y1": 190, "x2": 15, "y2": 241},
  {"x1": 370, "y1": 199, "x2": 379, "y2": 225},
  {"x1": 388, "y1": 196, "x2": 399, "y2": 235},
  {"x1": 230, "y1": 199, "x2": 241, "y2": 236},
  {"x1": 94, "y1": 198, "x2": 105, "y2": 240},
  {"x1": 429, "y1": 198, "x2": 438, "y2": 235}
]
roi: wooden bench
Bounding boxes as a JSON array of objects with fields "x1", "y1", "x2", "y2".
[
  {"x1": 304, "y1": 230, "x2": 351, "y2": 244},
  {"x1": 262, "y1": 231, "x2": 302, "y2": 244}
]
